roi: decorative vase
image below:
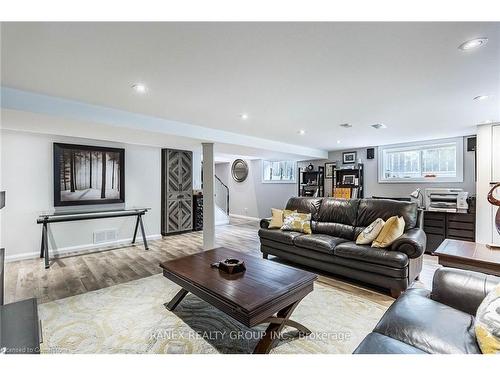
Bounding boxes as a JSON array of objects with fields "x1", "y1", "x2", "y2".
[{"x1": 487, "y1": 183, "x2": 500, "y2": 235}]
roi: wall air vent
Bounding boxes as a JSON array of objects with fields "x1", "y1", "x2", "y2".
[{"x1": 93, "y1": 229, "x2": 118, "y2": 244}]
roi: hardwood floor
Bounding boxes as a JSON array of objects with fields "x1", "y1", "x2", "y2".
[{"x1": 4, "y1": 217, "x2": 441, "y2": 307}]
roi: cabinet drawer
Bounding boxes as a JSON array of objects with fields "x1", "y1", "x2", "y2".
[
  {"x1": 447, "y1": 229, "x2": 475, "y2": 240},
  {"x1": 447, "y1": 213, "x2": 475, "y2": 223},
  {"x1": 446, "y1": 220, "x2": 475, "y2": 231},
  {"x1": 424, "y1": 226, "x2": 445, "y2": 235}
]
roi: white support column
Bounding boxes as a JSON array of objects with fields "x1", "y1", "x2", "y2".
[{"x1": 202, "y1": 143, "x2": 215, "y2": 250}]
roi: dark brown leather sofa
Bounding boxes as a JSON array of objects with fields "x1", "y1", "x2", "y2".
[
  {"x1": 354, "y1": 267, "x2": 500, "y2": 354},
  {"x1": 258, "y1": 197, "x2": 426, "y2": 297}
]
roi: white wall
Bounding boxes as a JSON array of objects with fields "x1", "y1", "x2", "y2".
[
  {"x1": 215, "y1": 160, "x2": 296, "y2": 219},
  {"x1": 327, "y1": 136, "x2": 476, "y2": 198},
  {"x1": 0, "y1": 130, "x2": 162, "y2": 261}
]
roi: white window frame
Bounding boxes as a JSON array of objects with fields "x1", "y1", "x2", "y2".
[
  {"x1": 378, "y1": 137, "x2": 464, "y2": 183},
  {"x1": 261, "y1": 160, "x2": 297, "y2": 184}
]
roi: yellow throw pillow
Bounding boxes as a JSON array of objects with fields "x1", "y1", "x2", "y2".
[
  {"x1": 475, "y1": 283, "x2": 500, "y2": 354},
  {"x1": 371, "y1": 216, "x2": 405, "y2": 248},
  {"x1": 268, "y1": 208, "x2": 296, "y2": 229},
  {"x1": 356, "y1": 218, "x2": 385, "y2": 245},
  {"x1": 281, "y1": 212, "x2": 312, "y2": 234}
]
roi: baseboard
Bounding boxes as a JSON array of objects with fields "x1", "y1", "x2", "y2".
[
  {"x1": 4, "y1": 234, "x2": 162, "y2": 262},
  {"x1": 229, "y1": 214, "x2": 261, "y2": 222}
]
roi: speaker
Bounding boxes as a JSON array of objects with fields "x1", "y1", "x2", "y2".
[
  {"x1": 367, "y1": 148, "x2": 375, "y2": 159},
  {"x1": 467, "y1": 137, "x2": 476, "y2": 152}
]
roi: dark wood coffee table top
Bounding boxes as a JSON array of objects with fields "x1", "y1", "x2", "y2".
[
  {"x1": 160, "y1": 247, "x2": 317, "y2": 314},
  {"x1": 434, "y1": 239, "x2": 500, "y2": 276}
]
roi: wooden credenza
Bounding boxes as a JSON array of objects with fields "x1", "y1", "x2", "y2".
[{"x1": 423, "y1": 211, "x2": 476, "y2": 253}]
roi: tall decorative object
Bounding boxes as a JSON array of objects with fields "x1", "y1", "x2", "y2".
[
  {"x1": 487, "y1": 182, "x2": 500, "y2": 236},
  {"x1": 161, "y1": 149, "x2": 193, "y2": 235}
]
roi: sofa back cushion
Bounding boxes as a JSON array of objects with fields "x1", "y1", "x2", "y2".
[
  {"x1": 312, "y1": 198, "x2": 360, "y2": 240},
  {"x1": 355, "y1": 199, "x2": 417, "y2": 238},
  {"x1": 285, "y1": 197, "x2": 322, "y2": 220}
]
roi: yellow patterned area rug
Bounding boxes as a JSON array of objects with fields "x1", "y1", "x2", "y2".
[{"x1": 39, "y1": 274, "x2": 388, "y2": 354}]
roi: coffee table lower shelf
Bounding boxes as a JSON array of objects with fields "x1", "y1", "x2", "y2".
[{"x1": 164, "y1": 286, "x2": 312, "y2": 354}]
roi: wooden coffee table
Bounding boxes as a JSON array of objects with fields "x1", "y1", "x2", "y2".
[
  {"x1": 159, "y1": 247, "x2": 317, "y2": 354},
  {"x1": 434, "y1": 239, "x2": 500, "y2": 276}
]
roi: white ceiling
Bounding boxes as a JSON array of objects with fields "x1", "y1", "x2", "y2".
[{"x1": 1, "y1": 22, "x2": 500, "y2": 153}]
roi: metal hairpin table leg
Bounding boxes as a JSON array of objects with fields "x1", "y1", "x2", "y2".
[
  {"x1": 43, "y1": 222, "x2": 49, "y2": 269},
  {"x1": 132, "y1": 214, "x2": 140, "y2": 244},
  {"x1": 139, "y1": 214, "x2": 149, "y2": 250}
]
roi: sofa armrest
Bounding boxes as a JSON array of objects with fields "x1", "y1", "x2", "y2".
[
  {"x1": 260, "y1": 218, "x2": 271, "y2": 229},
  {"x1": 390, "y1": 228, "x2": 426, "y2": 258},
  {"x1": 430, "y1": 268, "x2": 500, "y2": 315}
]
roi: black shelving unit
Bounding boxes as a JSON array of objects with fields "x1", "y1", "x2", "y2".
[
  {"x1": 333, "y1": 163, "x2": 364, "y2": 198},
  {"x1": 298, "y1": 166, "x2": 324, "y2": 197}
]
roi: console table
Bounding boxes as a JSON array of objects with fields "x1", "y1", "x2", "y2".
[{"x1": 37, "y1": 208, "x2": 150, "y2": 269}]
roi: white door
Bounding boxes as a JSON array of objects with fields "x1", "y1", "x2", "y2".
[{"x1": 492, "y1": 125, "x2": 500, "y2": 244}]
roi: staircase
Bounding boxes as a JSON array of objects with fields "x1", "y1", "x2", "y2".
[{"x1": 215, "y1": 175, "x2": 230, "y2": 225}]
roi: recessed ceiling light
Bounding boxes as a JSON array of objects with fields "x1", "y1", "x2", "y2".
[
  {"x1": 336, "y1": 140, "x2": 341, "y2": 144},
  {"x1": 339, "y1": 123, "x2": 352, "y2": 128},
  {"x1": 131, "y1": 83, "x2": 147, "y2": 93},
  {"x1": 458, "y1": 38, "x2": 488, "y2": 51},
  {"x1": 240, "y1": 113, "x2": 249, "y2": 120},
  {"x1": 298, "y1": 130, "x2": 305, "y2": 135},
  {"x1": 473, "y1": 95, "x2": 490, "y2": 101},
  {"x1": 370, "y1": 123, "x2": 387, "y2": 130}
]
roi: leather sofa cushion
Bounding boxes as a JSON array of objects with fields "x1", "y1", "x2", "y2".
[
  {"x1": 293, "y1": 234, "x2": 349, "y2": 255},
  {"x1": 374, "y1": 288, "x2": 481, "y2": 354},
  {"x1": 261, "y1": 238, "x2": 408, "y2": 278},
  {"x1": 356, "y1": 199, "x2": 417, "y2": 232},
  {"x1": 334, "y1": 242, "x2": 409, "y2": 268},
  {"x1": 258, "y1": 229, "x2": 303, "y2": 245},
  {"x1": 285, "y1": 197, "x2": 322, "y2": 219},
  {"x1": 312, "y1": 198, "x2": 359, "y2": 240},
  {"x1": 353, "y1": 332, "x2": 427, "y2": 354}
]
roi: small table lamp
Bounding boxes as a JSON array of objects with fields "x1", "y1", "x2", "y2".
[{"x1": 410, "y1": 188, "x2": 424, "y2": 209}]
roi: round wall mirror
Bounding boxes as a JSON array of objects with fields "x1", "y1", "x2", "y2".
[{"x1": 231, "y1": 159, "x2": 249, "y2": 182}]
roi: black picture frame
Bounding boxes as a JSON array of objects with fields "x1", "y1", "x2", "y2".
[
  {"x1": 324, "y1": 162, "x2": 335, "y2": 178},
  {"x1": 342, "y1": 151, "x2": 357, "y2": 164},
  {"x1": 53, "y1": 143, "x2": 125, "y2": 206}
]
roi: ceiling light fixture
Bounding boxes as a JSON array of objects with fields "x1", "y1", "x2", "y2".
[
  {"x1": 336, "y1": 140, "x2": 341, "y2": 144},
  {"x1": 240, "y1": 113, "x2": 249, "y2": 120},
  {"x1": 131, "y1": 83, "x2": 147, "y2": 93},
  {"x1": 339, "y1": 123, "x2": 352, "y2": 128},
  {"x1": 298, "y1": 130, "x2": 306, "y2": 135},
  {"x1": 473, "y1": 95, "x2": 489, "y2": 101},
  {"x1": 458, "y1": 38, "x2": 488, "y2": 51},
  {"x1": 370, "y1": 123, "x2": 387, "y2": 130}
]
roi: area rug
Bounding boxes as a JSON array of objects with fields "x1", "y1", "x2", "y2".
[{"x1": 38, "y1": 274, "x2": 388, "y2": 354}]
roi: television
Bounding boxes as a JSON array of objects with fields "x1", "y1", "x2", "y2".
[{"x1": 53, "y1": 143, "x2": 125, "y2": 206}]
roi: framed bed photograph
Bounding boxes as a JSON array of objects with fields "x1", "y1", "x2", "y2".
[
  {"x1": 53, "y1": 143, "x2": 125, "y2": 206},
  {"x1": 342, "y1": 151, "x2": 357, "y2": 164}
]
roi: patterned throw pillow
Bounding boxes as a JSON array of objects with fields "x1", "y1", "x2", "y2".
[
  {"x1": 356, "y1": 218, "x2": 385, "y2": 245},
  {"x1": 268, "y1": 208, "x2": 296, "y2": 229},
  {"x1": 281, "y1": 212, "x2": 312, "y2": 234},
  {"x1": 475, "y1": 283, "x2": 500, "y2": 354},
  {"x1": 371, "y1": 216, "x2": 405, "y2": 248}
]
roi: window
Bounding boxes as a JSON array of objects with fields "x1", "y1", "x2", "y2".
[
  {"x1": 262, "y1": 160, "x2": 296, "y2": 183},
  {"x1": 378, "y1": 137, "x2": 463, "y2": 183}
]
